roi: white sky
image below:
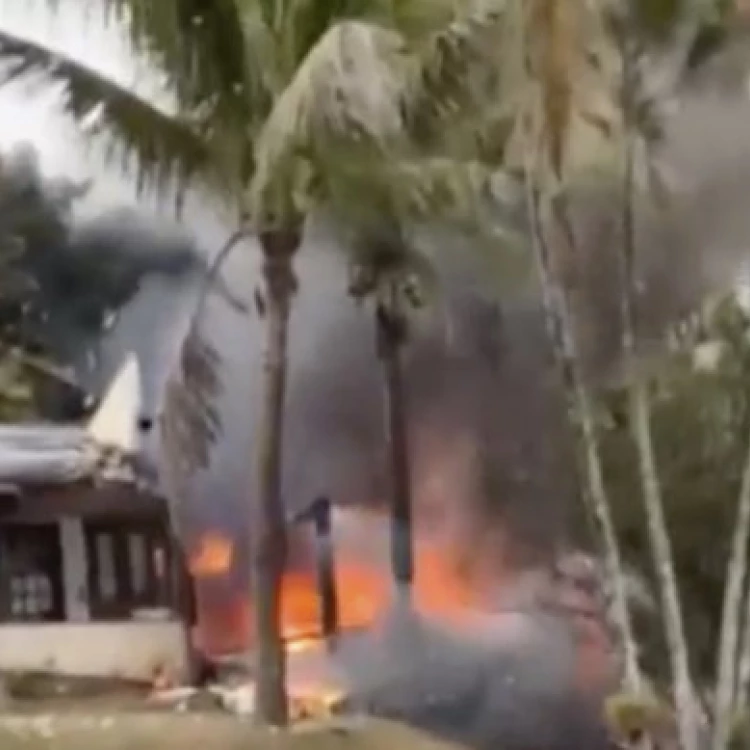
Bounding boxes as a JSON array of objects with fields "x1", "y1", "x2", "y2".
[
  {"x1": 0, "y1": 1, "x2": 233, "y2": 413},
  {"x1": 0, "y1": 0, "x2": 179, "y2": 214}
]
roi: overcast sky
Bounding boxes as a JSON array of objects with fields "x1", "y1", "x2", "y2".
[
  {"x1": 0, "y1": 0, "x2": 193, "y2": 217},
  {"x1": 0, "y1": 1, "x2": 230, "y2": 422}
]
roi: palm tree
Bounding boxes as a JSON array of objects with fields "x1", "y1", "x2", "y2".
[
  {"x1": 344, "y1": 217, "x2": 426, "y2": 607},
  {"x1": 497, "y1": 0, "x2": 643, "y2": 694},
  {"x1": 0, "y1": 0, "x2": 516, "y2": 723},
  {"x1": 605, "y1": 2, "x2": 727, "y2": 747},
  {"x1": 713, "y1": 421, "x2": 750, "y2": 748}
]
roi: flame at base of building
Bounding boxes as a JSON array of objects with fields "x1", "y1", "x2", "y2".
[
  {"x1": 188, "y1": 520, "x2": 492, "y2": 658},
  {"x1": 182, "y1": 510, "x2": 620, "y2": 741}
]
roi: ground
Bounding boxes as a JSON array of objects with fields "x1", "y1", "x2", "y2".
[
  {"x1": 0, "y1": 673, "x2": 463, "y2": 750},
  {"x1": 0, "y1": 714, "x2": 462, "y2": 750}
]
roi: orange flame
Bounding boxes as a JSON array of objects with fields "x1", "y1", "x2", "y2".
[
  {"x1": 189, "y1": 532, "x2": 234, "y2": 577},
  {"x1": 188, "y1": 526, "x2": 486, "y2": 656},
  {"x1": 187, "y1": 522, "x2": 617, "y2": 702}
]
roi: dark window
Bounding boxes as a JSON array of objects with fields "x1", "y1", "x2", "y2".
[
  {"x1": 84, "y1": 519, "x2": 174, "y2": 620},
  {"x1": 0, "y1": 523, "x2": 64, "y2": 622}
]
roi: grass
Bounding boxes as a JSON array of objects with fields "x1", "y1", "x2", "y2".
[{"x1": 0, "y1": 714, "x2": 464, "y2": 750}]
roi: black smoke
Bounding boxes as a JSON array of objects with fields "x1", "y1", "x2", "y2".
[{"x1": 0, "y1": 140, "x2": 217, "y2": 421}]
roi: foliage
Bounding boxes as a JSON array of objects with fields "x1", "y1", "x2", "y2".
[
  {"x1": 597, "y1": 294, "x2": 750, "y2": 682},
  {"x1": 604, "y1": 689, "x2": 673, "y2": 740},
  {"x1": 0, "y1": 0, "x2": 528, "y2": 496},
  {"x1": 0, "y1": 141, "x2": 208, "y2": 421}
]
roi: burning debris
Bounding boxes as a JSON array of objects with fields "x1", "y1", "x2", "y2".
[
  {"x1": 165, "y1": 253, "x2": 631, "y2": 744},
  {"x1": 177, "y1": 498, "x2": 620, "y2": 746}
]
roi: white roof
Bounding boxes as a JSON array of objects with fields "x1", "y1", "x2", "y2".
[{"x1": 0, "y1": 354, "x2": 153, "y2": 489}]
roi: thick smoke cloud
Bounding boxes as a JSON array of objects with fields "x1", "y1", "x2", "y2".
[
  {"x1": 0, "y1": 141, "x2": 208, "y2": 423},
  {"x1": 155, "y1": 51, "x2": 750, "y2": 629}
]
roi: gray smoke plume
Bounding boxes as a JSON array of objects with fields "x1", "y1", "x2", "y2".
[
  {"x1": 564, "y1": 53, "x2": 750, "y2": 387},
  {"x1": 164, "y1": 43, "x2": 750, "y2": 750},
  {"x1": 167, "y1": 43, "x2": 750, "y2": 572},
  {"x1": 67, "y1": 207, "x2": 207, "y2": 399}
]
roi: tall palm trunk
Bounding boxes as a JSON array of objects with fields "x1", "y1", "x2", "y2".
[
  {"x1": 376, "y1": 289, "x2": 414, "y2": 607},
  {"x1": 619, "y1": 68, "x2": 696, "y2": 747},
  {"x1": 629, "y1": 380, "x2": 695, "y2": 741},
  {"x1": 735, "y1": 576, "x2": 750, "y2": 710},
  {"x1": 252, "y1": 229, "x2": 300, "y2": 726},
  {"x1": 525, "y1": 178, "x2": 641, "y2": 693},
  {"x1": 712, "y1": 431, "x2": 750, "y2": 750}
]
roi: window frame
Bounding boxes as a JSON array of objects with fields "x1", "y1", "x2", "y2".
[
  {"x1": 84, "y1": 518, "x2": 174, "y2": 620},
  {"x1": 0, "y1": 522, "x2": 65, "y2": 622}
]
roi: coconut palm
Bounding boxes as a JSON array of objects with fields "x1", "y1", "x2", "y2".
[
  {"x1": 498, "y1": 0, "x2": 725, "y2": 725},
  {"x1": 0, "y1": 0, "x2": 519, "y2": 723},
  {"x1": 488, "y1": 0, "x2": 644, "y2": 697},
  {"x1": 607, "y1": 3, "x2": 729, "y2": 748}
]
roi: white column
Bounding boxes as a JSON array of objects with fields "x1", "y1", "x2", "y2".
[{"x1": 59, "y1": 518, "x2": 90, "y2": 621}]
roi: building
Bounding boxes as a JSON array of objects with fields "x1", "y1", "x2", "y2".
[{"x1": 0, "y1": 356, "x2": 191, "y2": 682}]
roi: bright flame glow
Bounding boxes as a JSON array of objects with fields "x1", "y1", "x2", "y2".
[
  {"x1": 188, "y1": 524, "x2": 487, "y2": 657},
  {"x1": 189, "y1": 532, "x2": 234, "y2": 577},
  {"x1": 186, "y1": 519, "x2": 617, "y2": 707}
]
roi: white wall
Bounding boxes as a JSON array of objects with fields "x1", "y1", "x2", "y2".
[
  {"x1": 0, "y1": 519, "x2": 188, "y2": 681},
  {"x1": 0, "y1": 621, "x2": 188, "y2": 681},
  {"x1": 59, "y1": 518, "x2": 89, "y2": 621}
]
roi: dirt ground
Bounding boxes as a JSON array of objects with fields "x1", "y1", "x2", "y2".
[{"x1": 0, "y1": 714, "x2": 462, "y2": 750}]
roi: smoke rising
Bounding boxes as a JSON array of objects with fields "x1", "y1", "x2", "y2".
[
  {"x1": 171, "y1": 48, "x2": 750, "y2": 750},
  {"x1": 171, "y1": 53, "x2": 750, "y2": 580},
  {"x1": 564, "y1": 70, "x2": 750, "y2": 386},
  {"x1": 0, "y1": 140, "x2": 216, "y2": 428},
  {"x1": 330, "y1": 562, "x2": 614, "y2": 750},
  {"x1": 9, "y1": 32, "x2": 750, "y2": 747}
]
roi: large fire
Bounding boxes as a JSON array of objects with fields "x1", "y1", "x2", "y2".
[
  {"x1": 185, "y1": 514, "x2": 617, "y2": 722},
  {"x1": 188, "y1": 523, "x2": 484, "y2": 656}
]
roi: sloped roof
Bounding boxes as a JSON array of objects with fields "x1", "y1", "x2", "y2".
[
  {"x1": 0, "y1": 425, "x2": 144, "y2": 487},
  {"x1": 0, "y1": 355, "x2": 157, "y2": 492}
]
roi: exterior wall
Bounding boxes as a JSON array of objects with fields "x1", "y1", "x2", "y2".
[
  {"x1": 0, "y1": 620, "x2": 188, "y2": 681},
  {"x1": 59, "y1": 517, "x2": 89, "y2": 621},
  {"x1": 0, "y1": 516, "x2": 191, "y2": 681}
]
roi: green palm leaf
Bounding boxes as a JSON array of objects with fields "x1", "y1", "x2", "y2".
[
  {"x1": 249, "y1": 20, "x2": 410, "y2": 225},
  {"x1": 0, "y1": 28, "x2": 213, "y2": 195},
  {"x1": 99, "y1": 0, "x2": 265, "y2": 188}
]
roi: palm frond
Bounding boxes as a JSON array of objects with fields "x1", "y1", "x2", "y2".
[
  {"x1": 517, "y1": 0, "x2": 619, "y2": 183},
  {"x1": 249, "y1": 20, "x2": 409, "y2": 226},
  {"x1": 104, "y1": 0, "x2": 263, "y2": 113},
  {"x1": 160, "y1": 331, "x2": 223, "y2": 501},
  {"x1": 102, "y1": 0, "x2": 273, "y2": 192},
  {"x1": 159, "y1": 230, "x2": 250, "y2": 503},
  {"x1": 401, "y1": 0, "x2": 508, "y2": 149},
  {"x1": 0, "y1": 29, "x2": 213, "y2": 196}
]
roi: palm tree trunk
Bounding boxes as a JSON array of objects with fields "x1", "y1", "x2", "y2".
[
  {"x1": 629, "y1": 380, "x2": 696, "y2": 747},
  {"x1": 252, "y1": 229, "x2": 300, "y2": 726},
  {"x1": 712, "y1": 432, "x2": 750, "y2": 750},
  {"x1": 376, "y1": 291, "x2": 414, "y2": 607},
  {"x1": 735, "y1": 578, "x2": 750, "y2": 709},
  {"x1": 618, "y1": 80, "x2": 696, "y2": 747},
  {"x1": 310, "y1": 497, "x2": 339, "y2": 645},
  {"x1": 0, "y1": 675, "x2": 9, "y2": 710},
  {"x1": 525, "y1": 179, "x2": 642, "y2": 693}
]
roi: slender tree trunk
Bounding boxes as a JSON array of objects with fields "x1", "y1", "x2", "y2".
[
  {"x1": 170, "y1": 538, "x2": 200, "y2": 685},
  {"x1": 712, "y1": 432, "x2": 750, "y2": 750},
  {"x1": 376, "y1": 290, "x2": 414, "y2": 607},
  {"x1": 619, "y1": 60, "x2": 696, "y2": 747},
  {"x1": 0, "y1": 675, "x2": 9, "y2": 711},
  {"x1": 736, "y1": 578, "x2": 750, "y2": 709},
  {"x1": 629, "y1": 380, "x2": 695, "y2": 747},
  {"x1": 525, "y1": 177, "x2": 642, "y2": 693},
  {"x1": 310, "y1": 497, "x2": 339, "y2": 646},
  {"x1": 252, "y1": 229, "x2": 300, "y2": 726}
]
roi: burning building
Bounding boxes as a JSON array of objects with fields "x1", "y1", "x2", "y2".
[
  {"x1": 162, "y1": 260, "x2": 618, "y2": 748},
  {"x1": 0, "y1": 356, "x2": 191, "y2": 683}
]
